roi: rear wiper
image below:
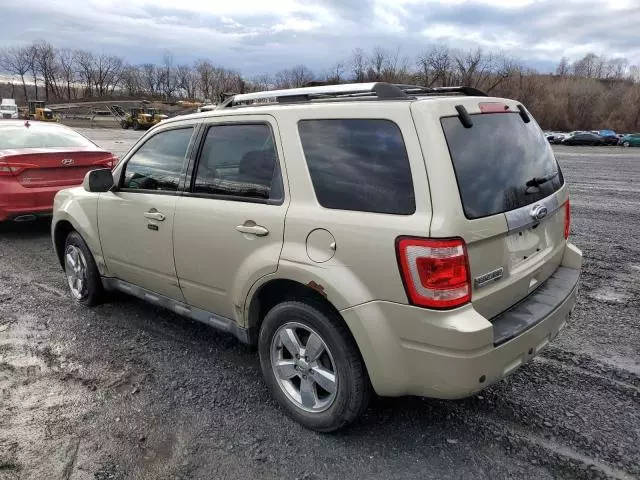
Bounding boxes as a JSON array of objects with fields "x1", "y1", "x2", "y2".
[{"x1": 526, "y1": 171, "x2": 558, "y2": 187}]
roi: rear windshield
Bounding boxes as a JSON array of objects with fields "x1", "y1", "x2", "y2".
[
  {"x1": 441, "y1": 113, "x2": 563, "y2": 219},
  {"x1": 0, "y1": 126, "x2": 95, "y2": 150}
]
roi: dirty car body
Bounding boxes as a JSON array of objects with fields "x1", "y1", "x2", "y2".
[{"x1": 51, "y1": 82, "x2": 582, "y2": 431}]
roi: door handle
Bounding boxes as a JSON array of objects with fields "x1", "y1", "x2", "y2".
[
  {"x1": 144, "y1": 210, "x2": 166, "y2": 221},
  {"x1": 236, "y1": 223, "x2": 269, "y2": 237}
]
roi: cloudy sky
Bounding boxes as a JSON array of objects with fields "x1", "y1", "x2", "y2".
[{"x1": 1, "y1": 0, "x2": 639, "y2": 76}]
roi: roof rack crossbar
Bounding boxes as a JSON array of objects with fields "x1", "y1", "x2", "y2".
[{"x1": 216, "y1": 82, "x2": 487, "y2": 109}]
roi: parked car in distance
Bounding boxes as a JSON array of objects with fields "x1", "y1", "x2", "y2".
[
  {"x1": 561, "y1": 131, "x2": 604, "y2": 146},
  {"x1": 545, "y1": 131, "x2": 565, "y2": 144},
  {"x1": 0, "y1": 120, "x2": 118, "y2": 223},
  {"x1": 52, "y1": 82, "x2": 582, "y2": 431},
  {"x1": 618, "y1": 133, "x2": 640, "y2": 147},
  {"x1": 597, "y1": 130, "x2": 619, "y2": 145}
]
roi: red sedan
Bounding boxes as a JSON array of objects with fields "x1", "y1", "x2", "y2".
[{"x1": 0, "y1": 120, "x2": 117, "y2": 223}]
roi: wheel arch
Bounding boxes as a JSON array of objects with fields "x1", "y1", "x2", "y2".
[
  {"x1": 246, "y1": 278, "x2": 351, "y2": 346},
  {"x1": 51, "y1": 190, "x2": 106, "y2": 275},
  {"x1": 53, "y1": 219, "x2": 75, "y2": 268}
]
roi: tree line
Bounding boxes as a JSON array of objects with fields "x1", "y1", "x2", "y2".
[{"x1": 1, "y1": 40, "x2": 640, "y2": 131}]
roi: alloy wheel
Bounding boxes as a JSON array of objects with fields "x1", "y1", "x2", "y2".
[
  {"x1": 270, "y1": 322, "x2": 338, "y2": 413},
  {"x1": 65, "y1": 245, "x2": 88, "y2": 300}
]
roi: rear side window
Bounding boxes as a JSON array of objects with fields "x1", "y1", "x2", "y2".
[
  {"x1": 192, "y1": 123, "x2": 282, "y2": 201},
  {"x1": 122, "y1": 127, "x2": 193, "y2": 191},
  {"x1": 298, "y1": 119, "x2": 415, "y2": 215},
  {"x1": 441, "y1": 113, "x2": 564, "y2": 219}
]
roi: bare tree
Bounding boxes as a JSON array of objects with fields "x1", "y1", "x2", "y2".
[
  {"x1": 195, "y1": 60, "x2": 215, "y2": 100},
  {"x1": 350, "y1": 48, "x2": 367, "y2": 82},
  {"x1": 176, "y1": 64, "x2": 198, "y2": 99},
  {"x1": 556, "y1": 57, "x2": 570, "y2": 78},
  {"x1": 369, "y1": 47, "x2": 387, "y2": 80},
  {"x1": 274, "y1": 65, "x2": 313, "y2": 88},
  {"x1": 326, "y1": 62, "x2": 345, "y2": 84},
  {"x1": 422, "y1": 46, "x2": 454, "y2": 87},
  {"x1": 0, "y1": 46, "x2": 31, "y2": 101},
  {"x1": 91, "y1": 54, "x2": 123, "y2": 96},
  {"x1": 572, "y1": 53, "x2": 600, "y2": 78},
  {"x1": 251, "y1": 73, "x2": 273, "y2": 91},
  {"x1": 28, "y1": 44, "x2": 39, "y2": 100},
  {"x1": 57, "y1": 48, "x2": 76, "y2": 100},
  {"x1": 140, "y1": 63, "x2": 158, "y2": 96},
  {"x1": 75, "y1": 50, "x2": 95, "y2": 97},
  {"x1": 159, "y1": 51, "x2": 178, "y2": 99},
  {"x1": 33, "y1": 41, "x2": 59, "y2": 101},
  {"x1": 120, "y1": 65, "x2": 142, "y2": 96},
  {"x1": 605, "y1": 58, "x2": 628, "y2": 80}
]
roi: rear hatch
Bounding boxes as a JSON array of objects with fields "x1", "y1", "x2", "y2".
[
  {"x1": 0, "y1": 148, "x2": 115, "y2": 188},
  {"x1": 411, "y1": 98, "x2": 569, "y2": 319}
]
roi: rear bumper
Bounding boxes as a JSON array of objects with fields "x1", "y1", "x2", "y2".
[
  {"x1": 341, "y1": 242, "x2": 582, "y2": 398},
  {"x1": 0, "y1": 177, "x2": 60, "y2": 222}
]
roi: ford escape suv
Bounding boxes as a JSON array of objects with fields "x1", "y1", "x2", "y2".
[{"x1": 51, "y1": 83, "x2": 582, "y2": 432}]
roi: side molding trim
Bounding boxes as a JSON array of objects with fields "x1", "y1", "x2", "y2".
[{"x1": 102, "y1": 277, "x2": 251, "y2": 344}]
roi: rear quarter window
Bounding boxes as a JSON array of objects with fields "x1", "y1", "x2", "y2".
[{"x1": 298, "y1": 119, "x2": 415, "y2": 215}]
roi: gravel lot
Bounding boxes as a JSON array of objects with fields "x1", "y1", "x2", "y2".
[{"x1": 1, "y1": 129, "x2": 639, "y2": 480}]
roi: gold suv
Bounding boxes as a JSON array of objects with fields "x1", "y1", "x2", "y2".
[{"x1": 52, "y1": 83, "x2": 582, "y2": 431}]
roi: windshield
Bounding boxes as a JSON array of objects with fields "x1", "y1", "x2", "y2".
[
  {"x1": 1, "y1": 105, "x2": 17, "y2": 112},
  {"x1": 0, "y1": 125, "x2": 95, "y2": 149},
  {"x1": 441, "y1": 112, "x2": 564, "y2": 219}
]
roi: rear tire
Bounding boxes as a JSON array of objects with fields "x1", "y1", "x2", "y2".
[
  {"x1": 64, "y1": 231, "x2": 104, "y2": 307},
  {"x1": 623, "y1": 141, "x2": 630, "y2": 147},
  {"x1": 258, "y1": 301, "x2": 371, "y2": 432}
]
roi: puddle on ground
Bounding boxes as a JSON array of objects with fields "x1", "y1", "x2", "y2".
[{"x1": 590, "y1": 287, "x2": 631, "y2": 304}]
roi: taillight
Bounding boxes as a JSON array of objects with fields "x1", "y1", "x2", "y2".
[
  {"x1": 564, "y1": 199, "x2": 571, "y2": 239},
  {"x1": 93, "y1": 156, "x2": 118, "y2": 168},
  {"x1": 0, "y1": 162, "x2": 38, "y2": 176},
  {"x1": 396, "y1": 237, "x2": 471, "y2": 309}
]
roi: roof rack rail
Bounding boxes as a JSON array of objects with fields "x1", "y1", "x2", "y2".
[
  {"x1": 395, "y1": 84, "x2": 488, "y2": 97},
  {"x1": 216, "y1": 82, "x2": 487, "y2": 108}
]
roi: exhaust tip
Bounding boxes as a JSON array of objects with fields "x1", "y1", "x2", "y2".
[{"x1": 13, "y1": 214, "x2": 38, "y2": 223}]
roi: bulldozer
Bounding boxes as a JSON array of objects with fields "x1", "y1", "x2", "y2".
[
  {"x1": 25, "y1": 100, "x2": 60, "y2": 122},
  {"x1": 120, "y1": 107, "x2": 167, "y2": 130}
]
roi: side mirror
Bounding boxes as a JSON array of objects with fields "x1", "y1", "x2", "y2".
[{"x1": 83, "y1": 168, "x2": 114, "y2": 192}]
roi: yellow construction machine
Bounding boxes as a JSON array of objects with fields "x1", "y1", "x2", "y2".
[
  {"x1": 25, "y1": 100, "x2": 60, "y2": 122},
  {"x1": 120, "y1": 107, "x2": 167, "y2": 130}
]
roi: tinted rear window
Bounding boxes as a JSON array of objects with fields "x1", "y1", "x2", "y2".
[
  {"x1": 298, "y1": 119, "x2": 415, "y2": 215},
  {"x1": 441, "y1": 113, "x2": 563, "y2": 219},
  {"x1": 0, "y1": 126, "x2": 95, "y2": 150}
]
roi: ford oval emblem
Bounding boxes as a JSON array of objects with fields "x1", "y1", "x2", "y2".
[
  {"x1": 530, "y1": 204, "x2": 548, "y2": 221},
  {"x1": 62, "y1": 158, "x2": 74, "y2": 166}
]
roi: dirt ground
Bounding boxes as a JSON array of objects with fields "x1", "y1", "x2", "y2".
[{"x1": 0, "y1": 131, "x2": 639, "y2": 479}]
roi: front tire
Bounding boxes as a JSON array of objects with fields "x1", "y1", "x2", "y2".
[
  {"x1": 623, "y1": 141, "x2": 630, "y2": 147},
  {"x1": 64, "y1": 231, "x2": 104, "y2": 306},
  {"x1": 258, "y1": 301, "x2": 371, "y2": 432}
]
